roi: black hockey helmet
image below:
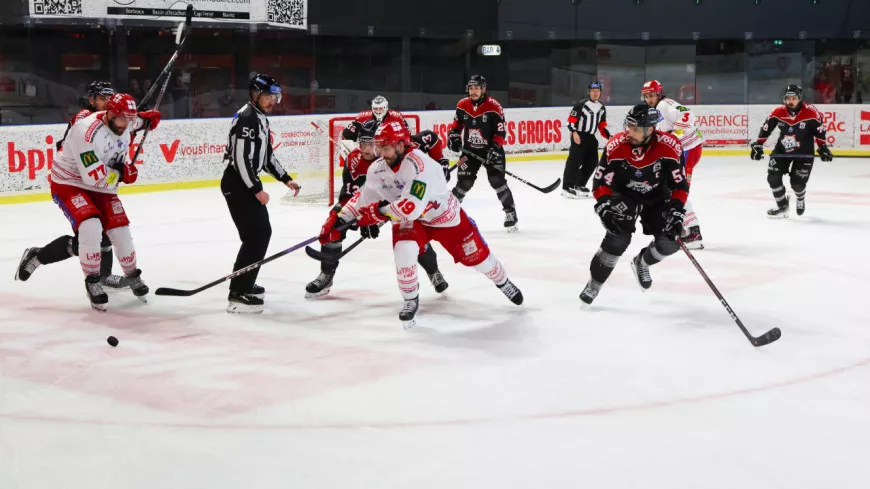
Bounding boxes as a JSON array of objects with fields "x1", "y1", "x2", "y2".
[
  {"x1": 249, "y1": 73, "x2": 282, "y2": 102},
  {"x1": 624, "y1": 103, "x2": 661, "y2": 128},
  {"x1": 588, "y1": 80, "x2": 603, "y2": 91},
  {"x1": 358, "y1": 119, "x2": 377, "y2": 143},
  {"x1": 87, "y1": 80, "x2": 115, "y2": 98},
  {"x1": 783, "y1": 84, "x2": 803, "y2": 102},
  {"x1": 467, "y1": 74, "x2": 487, "y2": 91}
]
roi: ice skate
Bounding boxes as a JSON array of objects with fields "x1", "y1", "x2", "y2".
[
  {"x1": 579, "y1": 279, "x2": 603, "y2": 305},
  {"x1": 767, "y1": 195, "x2": 790, "y2": 219},
  {"x1": 630, "y1": 252, "x2": 652, "y2": 291},
  {"x1": 14, "y1": 247, "x2": 41, "y2": 282},
  {"x1": 561, "y1": 188, "x2": 581, "y2": 199},
  {"x1": 305, "y1": 271, "x2": 334, "y2": 298},
  {"x1": 124, "y1": 269, "x2": 149, "y2": 303},
  {"x1": 796, "y1": 196, "x2": 806, "y2": 216},
  {"x1": 251, "y1": 284, "x2": 265, "y2": 299},
  {"x1": 577, "y1": 186, "x2": 591, "y2": 198},
  {"x1": 227, "y1": 291, "x2": 264, "y2": 314},
  {"x1": 85, "y1": 274, "x2": 108, "y2": 312},
  {"x1": 427, "y1": 270, "x2": 449, "y2": 293},
  {"x1": 497, "y1": 278, "x2": 524, "y2": 305},
  {"x1": 399, "y1": 296, "x2": 420, "y2": 329},
  {"x1": 504, "y1": 209, "x2": 518, "y2": 233}
]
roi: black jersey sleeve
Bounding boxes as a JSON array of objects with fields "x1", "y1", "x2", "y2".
[{"x1": 228, "y1": 108, "x2": 265, "y2": 193}]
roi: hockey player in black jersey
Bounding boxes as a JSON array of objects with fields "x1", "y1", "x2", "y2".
[
  {"x1": 447, "y1": 74, "x2": 518, "y2": 232},
  {"x1": 750, "y1": 85, "x2": 832, "y2": 218},
  {"x1": 579, "y1": 104, "x2": 689, "y2": 304},
  {"x1": 305, "y1": 126, "x2": 450, "y2": 298}
]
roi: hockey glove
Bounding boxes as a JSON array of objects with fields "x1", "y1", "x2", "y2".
[
  {"x1": 663, "y1": 200, "x2": 686, "y2": 239},
  {"x1": 486, "y1": 143, "x2": 503, "y2": 167},
  {"x1": 447, "y1": 131, "x2": 462, "y2": 152},
  {"x1": 360, "y1": 223, "x2": 380, "y2": 239},
  {"x1": 439, "y1": 158, "x2": 451, "y2": 183},
  {"x1": 319, "y1": 209, "x2": 345, "y2": 245},
  {"x1": 138, "y1": 110, "x2": 161, "y2": 130},
  {"x1": 357, "y1": 201, "x2": 390, "y2": 227},
  {"x1": 120, "y1": 163, "x2": 138, "y2": 184},
  {"x1": 750, "y1": 141, "x2": 765, "y2": 161},
  {"x1": 595, "y1": 197, "x2": 633, "y2": 235},
  {"x1": 818, "y1": 144, "x2": 834, "y2": 162}
]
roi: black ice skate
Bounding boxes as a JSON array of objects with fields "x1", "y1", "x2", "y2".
[
  {"x1": 561, "y1": 188, "x2": 581, "y2": 199},
  {"x1": 630, "y1": 252, "x2": 652, "y2": 291},
  {"x1": 681, "y1": 226, "x2": 704, "y2": 250},
  {"x1": 579, "y1": 279, "x2": 603, "y2": 305},
  {"x1": 796, "y1": 197, "x2": 806, "y2": 216},
  {"x1": 504, "y1": 209, "x2": 519, "y2": 233},
  {"x1": 101, "y1": 274, "x2": 130, "y2": 289},
  {"x1": 399, "y1": 296, "x2": 420, "y2": 329},
  {"x1": 577, "y1": 186, "x2": 591, "y2": 198},
  {"x1": 227, "y1": 291, "x2": 264, "y2": 314},
  {"x1": 305, "y1": 271, "x2": 334, "y2": 298},
  {"x1": 767, "y1": 195, "x2": 790, "y2": 219},
  {"x1": 14, "y1": 247, "x2": 41, "y2": 282},
  {"x1": 428, "y1": 270, "x2": 449, "y2": 293},
  {"x1": 252, "y1": 284, "x2": 265, "y2": 299},
  {"x1": 497, "y1": 279, "x2": 524, "y2": 305},
  {"x1": 85, "y1": 274, "x2": 108, "y2": 312},
  {"x1": 125, "y1": 269, "x2": 149, "y2": 302}
]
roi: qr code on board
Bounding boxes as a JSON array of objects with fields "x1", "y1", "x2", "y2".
[
  {"x1": 32, "y1": 0, "x2": 82, "y2": 15},
  {"x1": 267, "y1": 0, "x2": 305, "y2": 27}
]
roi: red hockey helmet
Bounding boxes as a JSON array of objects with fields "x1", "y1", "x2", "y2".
[
  {"x1": 374, "y1": 121, "x2": 411, "y2": 147},
  {"x1": 641, "y1": 80, "x2": 664, "y2": 95},
  {"x1": 106, "y1": 93, "x2": 138, "y2": 119}
]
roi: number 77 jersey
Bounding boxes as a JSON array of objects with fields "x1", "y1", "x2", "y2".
[
  {"x1": 592, "y1": 130, "x2": 689, "y2": 206},
  {"x1": 339, "y1": 148, "x2": 461, "y2": 228}
]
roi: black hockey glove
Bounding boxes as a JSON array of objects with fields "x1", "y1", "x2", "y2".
[
  {"x1": 750, "y1": 141, "x2": 765, "y2": 161},
  {"x1": 447, "y1": 131, "x2": 462, "y2": 152},
  {"x1": 439, "y1": 158, "x2": 451, "y2": 183},
  {"x1": 360, "y1": 223, "x2": 380, "y2": 239},
  {"x1": 818, "y1": 144, "x2": 834, "y2": 162},
  {"x1": 663, "y1": 200, "x2": 686, "y2": 239},
  {"x1": 486, "y1": 143, "x2": 503, "y2": 167},
  {"x1": 595, "y1": 197, "x2": 633, "y2": 235}
]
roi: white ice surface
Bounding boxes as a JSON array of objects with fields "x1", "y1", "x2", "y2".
[{"x1": 1, "y1": 156, "x2": 869, "y2": 488}]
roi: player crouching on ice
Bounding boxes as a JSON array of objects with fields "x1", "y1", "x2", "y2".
[
  {"x1": 579, "y1": 104, "x2": 689, "y2": 305},
  {"x1": 320, "y1": 121, "x2": 523, "y2": 328},
  {"x1": 24, "y1": 93, "x2": 159, "y2": 311}
]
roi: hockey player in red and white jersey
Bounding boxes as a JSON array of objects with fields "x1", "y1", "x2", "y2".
[
  {"x1": 340, "y1": 95, "x2": 409, "y2": 142},
  {"x1": 37, "y1": 93, "x2": 159, "y2": 310},
  {"x1": 321, "y1": 121, "x2": 523, "y2": 328},
  {"x1": 307, "y1": 123, "x2": 450, "y2": 298},
  {"x1": 642, "y1": 80, "x2": 705, "y2": 249},
  {"x1": 15, "y1": 81, "x2": 131, "y2": 289}
]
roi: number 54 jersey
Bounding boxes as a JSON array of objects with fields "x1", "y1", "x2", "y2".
[{"x1": 339, "y1": 147, "x2": 460, "y2": 228}]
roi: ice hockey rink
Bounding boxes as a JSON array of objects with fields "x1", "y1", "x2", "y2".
[{"x1": 2, "y1": 154, "x2": 869, "y2": 488}]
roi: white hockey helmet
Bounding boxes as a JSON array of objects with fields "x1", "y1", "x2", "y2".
[{"x1": 371, "y1": 95, "x2": 388, "y2": 122}]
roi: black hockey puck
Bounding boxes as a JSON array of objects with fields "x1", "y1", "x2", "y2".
[{"x1": 107, "y1": 336, "x2": 119, "y2": 347}]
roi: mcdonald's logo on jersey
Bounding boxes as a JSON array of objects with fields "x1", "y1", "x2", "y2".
[{"x1": 79, "y1": 150, "x2": 99, "y2": 168}]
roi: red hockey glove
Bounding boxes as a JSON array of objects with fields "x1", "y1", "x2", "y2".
[
  {"x1": 357, "y1": 201, "x2": 389, "y2": 227},
  {"x1": 319, "y1": 209, "x2": 344, "y2": 245},
  {"x1": 138, "y1": 110, "x2": 162, "y2": 130},
  {"x1": 121, "y1": 163, "x2": 138, "y2": 184}
]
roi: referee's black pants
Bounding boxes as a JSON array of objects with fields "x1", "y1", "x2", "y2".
[
  {"x1": 221, "y1": 167, "x2": 271, "y2": 294},
  {"x1": 563, "y1": 133, "x2": 599, "y2": 190}
]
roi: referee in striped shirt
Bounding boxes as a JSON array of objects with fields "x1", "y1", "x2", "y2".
[
  {"x1": 221, "y1": 73, "x2": 300, "y2": 313},
  {"x1": 563, "y1": 81, "x2": 611, "y2": 198}
]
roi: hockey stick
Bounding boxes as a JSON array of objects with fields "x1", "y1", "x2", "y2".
[
  {"x1": 155, "y1": 220, "x2": 356, "y2": 297},
  {"x1": 311, "y1": 120, "x2": 352, "y2": 157},
  {"x1": 304, "y1": 222, "x2": 388, "y2": 263},
  {"x1": 768, "y1": 153, "x2": 865, "y2": 159},
  {"x1": 677, "y1": 238, "x2": 782, "y2": 347},
  {"x1": 129, "y1": 5, "x2": 193, "y2": 165},
  {"x1": 461, "y1": 149, "x2": 561, "y2": 193}
]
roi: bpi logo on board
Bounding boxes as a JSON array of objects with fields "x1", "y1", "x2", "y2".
[{"x1": 860, "y1": 110, "x2": 870, "y2": 146}]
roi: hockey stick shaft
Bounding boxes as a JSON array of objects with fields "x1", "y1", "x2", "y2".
[
  {"x1": 461, "y1": 149, "x2": 560, "y2": 193},
  {"x1": 677, "y1": 238, "x2": 781, "y2": 347},
  {"x1": 305, "y1": 221, "x2": 387, "y2": 262},
  {"x1": 156, "y1": 220, "x2": 356, "y2": 297},
  {"x1": 311, "y1": 121, "x2": 350, "y2": 157}
]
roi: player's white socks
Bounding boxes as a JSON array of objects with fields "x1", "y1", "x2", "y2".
[
  {"x1": 474, "y1": 253, "x2": 508, "y2": 286},
  {"x1": 78, "y1": 218, "x2": 102, "y2": 276},
  {"x1": 107, "y1": 226, "x2": 138, "y2": 276},
  {"x1": 683, "y1": 199, "x2": 699, "y2": 229},
  {"x1": 394, "y1": 241, "x2": 419, "y2": 300}
]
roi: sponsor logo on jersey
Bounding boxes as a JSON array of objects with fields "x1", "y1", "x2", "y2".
[
  {"x1": 112, "y1": 200, "x2": 124, "y2": 214},
  {"x1": 80, "y1": 150, "x2": 99, "y2": 168},
  {"x1": 626, "y1": 180, "x2": 655, "y2": 193},
  {"x1": 107, "y1": 170, "x2": 118, "y2": 185},
  {"x1": 71, "y1": 195, "x2": 88, "y2": 208},
  {"x1": 631, "y1": 147, "x2": 645, "y2": 162},
  {"x1": 466, "y1": 129, "x2": 488, "y2": 148},
  {"x1": 462, "y1": 238, "x2": 479, "y2": 256},
  {"x1": 84, "y1": 120, "x2": 103, "y2": 142},
  {"x1": 410, "y1": 180, "x2": 427, "y2": 200},
  {"x1": 782, "y1": 135, "x2": 800, "y2": 151}
]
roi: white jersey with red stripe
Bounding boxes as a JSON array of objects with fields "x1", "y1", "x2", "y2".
[
  {"x1": 655, "y1": 97, "x2": 704, "y2": 151},
  {"x1": 52, "y1": 111, "x2": 144, "y2": 194},
  {"x1": 338, "y1": 147, "x2": 460, "y2": 228}
]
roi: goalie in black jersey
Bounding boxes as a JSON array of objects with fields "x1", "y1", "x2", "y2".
[{"x1": 750, "y1": 85, "x2": 832, "y2": 218}]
